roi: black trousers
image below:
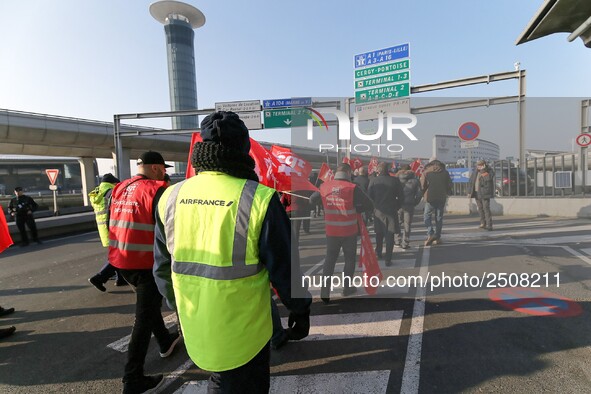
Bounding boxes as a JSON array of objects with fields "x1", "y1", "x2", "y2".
[
  {"x1": 208, "y1": 342, "x2": 270, "y2": 394},
  {"x1": 118, "y1": 269, "x2": 172, "y2": 381},
  {"x1": 15, "y1": 214, "x2": 38, "y2": 244},
  {"x1": 374, "y1": 216, "x2": 397, "y2": 264},
  {"x1": 321, "y1": 235, "x2": 358, "y2": 298}
]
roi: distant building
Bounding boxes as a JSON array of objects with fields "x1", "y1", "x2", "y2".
[{"x1": 432, "y1": 134, "x2": 500, "y2": 165}]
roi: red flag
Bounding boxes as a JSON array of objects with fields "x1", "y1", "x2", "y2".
[
  {"x1": 284, "y1": 175, "x2": 319, "y2": 192},
  {"x1": 410, "y1": 158, "x2": 425, "y2": 177},
  {"x1": 368, "y1": 157, "x2": 379, "y2": 175},
  {"x1": 271, "y1": 146, "x2": 312, "y2": 179},
  {"x1": 351, "y1": 158, "x2": 363, "y2": 171},
  {"x1": 0, "y1": 210, "x2": 13, "y2": 254},
  {"x1": 249, "y1": 138, "x2": 285, "y2": 188},
  {"x1": 318, "y1": 162, "x2": 334, "y2": 182},
  {"x1": 357, "y1": 214, "x2": 383, "y2": 295},
  {"x1": 185, "y1": 132, "x2": 202, "y2": 178}
]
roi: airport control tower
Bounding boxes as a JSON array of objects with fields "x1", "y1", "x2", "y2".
[{"x1": 150, "y1": 1, "x2": 205, "y2": 131}]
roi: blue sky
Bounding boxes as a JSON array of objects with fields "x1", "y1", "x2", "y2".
[{"x1": 0, "y1": 0, "x2": 589, "y2": 162}]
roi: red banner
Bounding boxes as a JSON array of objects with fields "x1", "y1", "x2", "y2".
[
  {"x1": 249, "y1": 138, "x2": 288, "y2": 188},
  {"x1": 351, "y1": 158, "x2": 363, "y2": 171},
  {"x1": 368, "y1": 157, "x2": 379, "y2": 175},
  {"x1": 410, "y1": 158, "x2": 425, "y2": 177},
  {"x1": 271, "y1": 146, "x2": 312, "y2": 179},
  {"x1": 318, "y1": 162, "x2": 334, "y2": 182},
  {"x1": 0, "y1": 210, "x2": 13, "y2": 254},
  {"x1": 357, "y1": 214, "x2": 382, "y2": 295},
  {"x1": 185, "y1": 132, "x2": 202, "y2": 179}
]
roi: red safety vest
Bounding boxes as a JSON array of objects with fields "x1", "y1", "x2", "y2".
[
  {"x1": 320, "y1": 180, "x2": 358, "y2": 237},
  {"x1": 108, "y1": 175, "x2": 167, "y2": 270}
]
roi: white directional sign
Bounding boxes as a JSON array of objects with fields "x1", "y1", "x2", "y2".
[
  {"x1": 236, "y1": 112, "x2": 262, "y2": 130},
  {"x1": 214, "y1": 100, "x2": 261, "y2": 113},
  {"x1": 460, "y1": 141, "x2": 479, "y2": 149},
  {"x1": 355, "y1": 98, "x2": 411, "y2": 121}
]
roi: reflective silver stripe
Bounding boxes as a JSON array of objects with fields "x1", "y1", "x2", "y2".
[
  {"x1": 324, "y1": 209, "x2": 356, "y2": 215},
  {"x1": 109, "y1": 219, "x2": 154, "y2": 232},
  {"x1": 97, "y1": 220, "x2": 107, "y2": 226},
  {"x1": 163, "y1": 181, "x2": 186, "y2": 255},
  {"x1": 109, "y1": 239, "x2": 153, "y2": 252},
  {"x1": 325, "y1": 220, "x2": 358, "y2": 226},
  {"x1": 96, "y1": 209, "x2": 108, "y2": 215},
  {"x1": 173, "y1": 260, "x2": 264, "y2": 280},
  {"x1": 232, "y1": 180, "x2": 258, "y2": 267}
]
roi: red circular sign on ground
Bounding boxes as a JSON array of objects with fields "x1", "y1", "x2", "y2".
[
  {"x1": 575, "y1": 134, "x2": 591, "y2": 147},
  {"x1": 489, "y1": 287, "x2": 582, "y2": 318},
  {"x1": 458, "y1": 122, "x2": 480, "y2": 141}
]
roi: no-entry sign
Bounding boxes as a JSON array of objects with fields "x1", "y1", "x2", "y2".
[
  {"x1": 489, "y1": 287, "x2": 582, "y2": 318},
  {"x1": 458, "y1": 122, "x2": 480, "y2": 141}
]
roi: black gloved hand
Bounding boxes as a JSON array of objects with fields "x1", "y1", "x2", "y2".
[{"x1": 287, "y1": 310, "x2": 310, "y2": 340}]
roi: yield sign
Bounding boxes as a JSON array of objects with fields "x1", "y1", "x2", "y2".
[{"x1": 46, "y1": 169, "x2": 59, "y2": 185}]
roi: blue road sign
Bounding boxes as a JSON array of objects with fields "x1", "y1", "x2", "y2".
[
  {"x1": 262, "y1": 97, "x2": 312, "y2": 109},
  {"x1": 448, "y1": 168, "x2": 471, "y2": 183},
  {"x1": 354, "y1": 44, "x2": 409, "y2": 69},
  {"x1": 458, "y1": 122, "x2": 480, "y2": 141}
]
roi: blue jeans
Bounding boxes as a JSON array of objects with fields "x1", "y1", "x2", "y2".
[{"x1": 424, "y1": 200, "x2": 445, "y2": 238}]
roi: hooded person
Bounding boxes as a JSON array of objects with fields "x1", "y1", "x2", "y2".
[
  {"x1": 395, "y1": 164, "x2": 423, "y2": 249},
  {"x1": 88, "y1": 173, "x2": 129, "y2": 291},
  {"x1": 153, "y1": 111, "x2": 311, "y2": 392}
]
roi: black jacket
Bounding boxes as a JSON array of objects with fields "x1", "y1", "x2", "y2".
[
  {"x1": 353, "y1": 175, "x2": 370, "y2": 193},
  {"x1": 397, "y1": 170, "x2": 422, "y2": 207},
  {"x1": 8, "y1": 195, "x2": 38, "y2": 217},
  {"x1": 468, "y1": 165, "x2": 495, "y2": 199},
  {"x1": 368, "y1": 173, "x2": 403, "y2": 216}
]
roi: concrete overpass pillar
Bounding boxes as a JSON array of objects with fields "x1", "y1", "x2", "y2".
[
  {"x1": 113, "y1": 148, "x2": 132, "y2": 181},
  {"x1": 78, "y1": 157, "x2": 97, "y2": 206}
]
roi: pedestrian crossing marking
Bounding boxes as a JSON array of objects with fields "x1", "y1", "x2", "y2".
[
  {"x1": 281, "y1": 310, "x2": 403, "y2": 341},
  {"x1": 174, "y1": 370, "x2": 391, "y2": 394}
]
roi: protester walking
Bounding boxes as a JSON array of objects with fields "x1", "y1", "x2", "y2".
[
  {"x1": 8, "y1": 187, "x2": 40, "y2": 246},
  {"x1": 109, "y1": 151, "x2": 181, "y2": 394},
  {"x1": 88, "y1": 173, "x2": 128, "y2": 291},
  {"x1": 420, "y1": 158, "x2": 453, "y2": 246},
  {"x1": 153, "y1": 111, "x2": 311, "y2": 393},
  {"x1": 315, "y1": 163, "x2": 373, "y2": 302},
  {"x1": 368, "y1": 162, "x2": 403, "y2": 265},
  {"x1": 468, "y1": 160, "x2": 495, "y2": 231},
  {"x1": 395, "y1": 164, "x2": 423, "y2": 249}
]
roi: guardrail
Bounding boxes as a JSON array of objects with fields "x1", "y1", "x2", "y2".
[{"x1": 451, "y1": 151, "x2": 591, "y2": 197}]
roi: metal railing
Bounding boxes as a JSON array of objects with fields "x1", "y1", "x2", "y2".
[{"x1": 450, "y1": 151, "x2": 591, "y2": 197}]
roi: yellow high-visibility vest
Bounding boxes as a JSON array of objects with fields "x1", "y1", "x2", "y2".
[{"x1": 158, "y1": 171, "x2": 275, "y2": 372}]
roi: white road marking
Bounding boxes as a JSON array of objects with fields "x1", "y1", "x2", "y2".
[
  {"x1": 174, "y1": 370, "x2": 391, "y2": 394},
  {"x1": 106, "y1": 313, "x2": 178, "y2": 353},
  {"x1": 400, "y1": 246, "x2": 430, "y2": 394},
  {"x1": 159, "y1": 359, "x2": 194, "y2": 392},
  {"x1": 280, "y1": 310, "x2": 403, "y2": 341},
  {"x1": 561, "y1": 246, "x2": 591, "y2": 266}
]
